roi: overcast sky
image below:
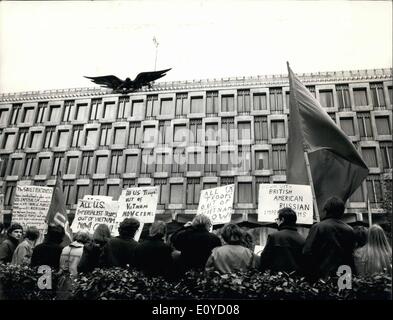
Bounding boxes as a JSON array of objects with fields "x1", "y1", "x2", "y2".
[{"x1": 0, "y1": 0, "x2": 391, "y2": 94}]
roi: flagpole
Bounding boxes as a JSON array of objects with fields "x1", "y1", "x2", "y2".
[
  {"x1": 304, "y1": 150, "x2": 320, "y2": 222},
  {"x1": 367, "y1": 199, "x2": 372, "y2": 226}
]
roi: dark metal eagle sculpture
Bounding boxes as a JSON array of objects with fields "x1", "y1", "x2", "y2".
[{"x1": 84, "y1": 68, "x2": 171, "y2": 93}]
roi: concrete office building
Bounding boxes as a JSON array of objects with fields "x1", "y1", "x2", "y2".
[{"x1": 0, "y1": 68, "x2": 392, "y2": 240}]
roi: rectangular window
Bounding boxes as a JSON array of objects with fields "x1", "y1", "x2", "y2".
[
  {"x1": 66, "y1": 156, "x2": 79, "y2": 174},
  {"x1": 38, "y1": 157, "x2": 50, "y2": 175},
  {"x1": 349, "y1": 185, "x2": 364, "y2": 202},
  {"x1": 205, "y1": 123, "x2": 218, "y2": 142},
  {"x1": 76, "y1": 185, "x2": 90, "y2": 202},
  {"x1": 117, "y1": 97, "x2": 129, "y2": 119},
  {"x1": 22, "y1": 107, "x2": 35, "y2": 123},
  {"x1": 306, "y1": 86, "x2": 316, "y2": 98},
  {"x1": 388, "y1": 86, "x2": 393, "y2": 105},
  {"x1": 113, "y1": 127, "x2": 126, "y2": 145},
  {"x1": 238, "y1": 122, "x2": 251, "y2": 140},
  {"x1": 92, "y1": 180, "x2": 105, "y2": 196},
  {"x1": 48, "y1": 105, "x2": 61, "y2": 122},
  {"x1": 170, "y1": 184, "x2": 183, "y2": 204},
  {"x1": 131, "y1": 100, "x2": 144, "y2": 117},
  {"x1": 269, "y1": 88, "x2": 283, "y2": 112},
  {"x1": 140, "y1": 149, "x2": 155, "y2": 174},
  {"x1": 187, "y1": 178, "x2": 201, "y2": 205},
  {"x1": 175, "y1": 93, "x2": 188, "y2": 116},
  {"x1": 10, "y1": 158, "x2": 22, "y2": 175},
  {"x1": 173, "y1": 124, "x2": 187, "y2": 143},
  {"x1": 319, "y1": 90, "x2": 334, "y2": 108},
  {"x1": 255, "y1": 150, "x2": 269, "y2": 170},
  {"x1": 238, "y1": 146, "x2": 251, "y2": 172},
  {"x1": 205, "y1": 146, "x2": 218, "y2": 172},
  {"x1": 189, "y1": 119, "x2": 202, "y2": 144},
  {"x1": 357, "y1": 112, "x2": 373, "y2": 138},
  {"x1": 51, "y1": 153, "x2": 64, "y2": 176},
  {"x1": 146, "y1": 95, "x2": 159, "y2": 118},
  {"x1": 110, "y1": 151, "x2": 123, "y2": 175},
  {"x1": 172, "y1": 148, "x2": 186, "y2": 173},
  {"x1": 71, "y1": 126, "x2": 83, "y2": 147},
  {"x1": 99, "y1": 125, "x2": 111, "y2": 146},
  {"x1": 362, "y1": 147, "x2": 378, "y2": 168},
  {"x1": 63, "y1": 182, "x2": 75, "y2": 205},
  {"x1": 340, "y1": 118, "x2": 355, "y2": 136},
  {"x1": 80, "y1": 152, "x2": 94, "y2": 175},
  {"x1": 29, "y1": 131, "x2": 41, "y2": 149},
  {"x1": 0, "y1": 109, "x2": 8, "y2": 125},
  {"x1": 221, "y1": 95, "x2": 235, "y2": 112},
  {"x1": 366, "y1": 176, "x2": 383, "y2": 206},
  {"x1": 24, "y1": 155, "x2": 36, "y2": 176},
  {"x1": 370, "y1": 83, "x2": 386, "y2": 109},
  {"x1": 103, "y1": 102, "x2": 116, "y2": 120},
  {"x1": 122, "y1": 179, "x2": 136, "y2": 189},
  {"x1": 160, "y1": 98, "x2": 173, "y2": 116},
  {"x1": 85, "y1": 128, "x2": 98, "y2": 146},
  {"x1": 143, "y1": 126, "x2": 156, "y2": 144},
  {"x1": 9, "y1": 104, "x2": 21, "y2": 125},
  {"x1": 158, "y1": 120, "x2": 171, "y2": 145},
  {"x1": 17, "y1": 129, "x2": 28, "y2": 149},
  {"x1": 107, "y1": 185, "x2": 121, "y2": 200},
  {"x1": 155, "y1": 153, "x2": 170, "y2": 173},
  {"x1": 128, "y1": 123, "x2": 142, "y2": 145},
  {"x1": 43, "y1": 127, "x2": 55, "y2": 148},
  {"x1": 221, "y1": 118, "x2": 235, "y2": 143},
  {"x1": 57, "y1": 130, "x2": 69, "y2": 147},
  {"x1": 253, "y1": 93, "x2": 267, "y2": 111},
  {"x1": 237, "y1": 89, "x2": 251, "y2": 113},
  {"x1": 271, "y1": 120, "x2": 285, "y2": 139},
  {"x1": 95, "y1": 155, "x2": 108, "y2": 174},
  {"x1": 353, "y1": 88, "x2": 368, "y2": 106},
  {"x1": 375, "y1": 116, "x2": 391, "y2": 135},
  {"x1": 75, "y1": 103, "x2": 87, "y2": 121},
  {"x1": 190, "y1": 96, "x2": 203, "y2": 114},
  {"x1": 336, "y1": 85, "x2": 351, "y2": 111},
  {"x1": 206, "y1": 91, "x2": 218, "y2": 115},
  {"x1": 254, "y1": 116, "x2": 268, "y2": 142},
  {"x1": 238, "y1": 182, "x2": 252, "y2": 203},
  {"x1": 125, "y1": 154, "x2": 138, "y2": 173},
  {"x1": 89, "y1": 99, "x2": 102, "y2": 121},
  {"x1": 4, "y1": 132, "x2": 16, "y2": 149},
  {"x1": 380, "y1": 142, "x2": 392, "y2": 169},
  {"x1": 188, "y1": 152, "x2": 202, "y2": 172},
  {"x1": 5, "y1": 183, "x2": 16, "y2": 206},
  {"x1": 220, "y1": 150, "x2": 235, "y2": 171},
  {"x1": 272, "y1": 145, "x2": 286, "y2": 174},
  {"x1": 204, "y1": 182, "x2": 217, "y2": 190},
  {"x1": 0, "y1": 155, "x2": 9, "y2": 177},
  {"x1": 62, "y1": 101, "x2": 75, "y2": 122},
  {"x1": 36, "y1": 102, "x2": 48, "y2": 124},
  {"x1": 155, "y1": 179, "x2": 169, "y2": 205}
]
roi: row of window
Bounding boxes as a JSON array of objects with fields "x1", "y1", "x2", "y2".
[
  {"x1": 1, "y1": 112, "x2": 391, "y2": 151},
  {"x1": 0, "y1": 82, "x2": 391, "y2": 127},
  {"x1": 1, "y1": 141, "x2": 391, "y2": 180},
  {"x1": 2, "y1": 175, "x2": 385, "y2": 208}
]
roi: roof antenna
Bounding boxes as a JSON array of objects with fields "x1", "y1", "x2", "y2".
[{"x1": 153, "y1": 36, "x2": 159, "y2": 71}]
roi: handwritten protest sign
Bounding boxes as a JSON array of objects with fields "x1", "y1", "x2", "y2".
[
  {"x1": 117, "y1": 187, "x2": 159, "y2": 223},
  {"x1": 258, "y1": 184, "x2": 313, "y2": 225},
  {"x1": 71, "y1": 198, "x2": 119, "y2": 235},
  {"x1": 197, "y1": 184, "x2": 235, "y2": 225},
  {"x1": 12, "y1": 185, "x2": 53, "y2": 231}
]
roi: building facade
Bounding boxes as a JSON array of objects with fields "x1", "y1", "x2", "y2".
[{"x1": 0, "y1": 68, "x2": 392, "y2": 234}]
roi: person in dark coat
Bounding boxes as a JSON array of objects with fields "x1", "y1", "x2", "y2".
[
  {"x1": 100, "y1": 218, "x2": 140, "y2": 268},
  {"x1": 0, "y1": 223, "x2": 23, "y2": 264},
  {"x1": 170, "y1": 215, "x2": 222, "y2": 272},
  {"x1": 303, "y1": 196, "x2": 356, "y2": 280},
  {"x1": 78, "y1": 224, "x2": 111, "y2": 273},
  {"x1": 135, "y1": 221, "x2": 174, "y2": 278},
  {"x1": 259, "y1": 208, "x2": 306, "y2": 274},
  {"x1": 31, "y1": 224, "x2": 65, "y2": 270}
]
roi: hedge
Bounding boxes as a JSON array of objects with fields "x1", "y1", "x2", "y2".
[{"x1": 0, "y1": 264, "x2": 391, "y2": 300}]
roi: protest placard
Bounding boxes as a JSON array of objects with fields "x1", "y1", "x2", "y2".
[
  {"x1": 258, "y1": 184, "x2": 313, "y2": 225},
  {"x1": 117, "y1": 186, "x2": 159, "y2": 224},
  {"x1": 71, "y1": 198, "x2": 119, "y2": 235},
  {"x1": 12, "y1": 185, "x2": 53, "y2": 231},
  {"x1": 197, "y1": 184, "x2": 235, "y2": 225}
]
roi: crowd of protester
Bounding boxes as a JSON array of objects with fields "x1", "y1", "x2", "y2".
[{"x1": 0, "y1": 196, "x2": 391, "y2": 295}]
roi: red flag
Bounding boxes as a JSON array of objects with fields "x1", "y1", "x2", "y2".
[
  {"x1": 286, "y1": 63, "x2": 369, "y2": 219},
  {"x1": 46, "y1": 173, "x2": 73, "y2": 244}
]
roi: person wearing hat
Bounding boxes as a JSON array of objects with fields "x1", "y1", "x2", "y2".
[
  {"x1": 100, "y1": 218, "x2": 141, "y2": 268},
  {"x1": 0, "y1": 223, "x2": 23, "y2": 264}
]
